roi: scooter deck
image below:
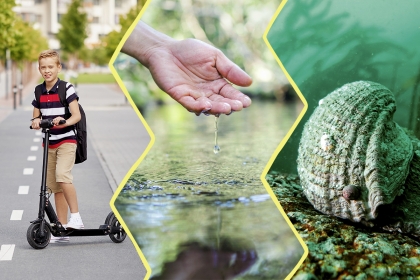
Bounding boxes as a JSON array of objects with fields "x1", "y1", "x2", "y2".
[{"x1": 53, "y1": 225, "x2": 117, "y2": 237}]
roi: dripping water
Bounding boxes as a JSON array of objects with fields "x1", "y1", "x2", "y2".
[{"x1": 214, "y1": 114, "x2": 220, "y2": 154}]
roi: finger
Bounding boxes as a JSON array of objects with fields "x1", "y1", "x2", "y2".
[
  {"x1": 208, "y1": 94, "x2": 243, "y2": 112},
  {"x1": 206, "y1": 100, "x2": 231, "y2": 115},
  {"x1": 178, "y1": 96, "x2": 212, "y2": 115},
  {"x1": 215, "y1": 51, "x2": 252, "y2": 87},
  {"x1": 218, "y1": 83, "x2": 252, "y2": 108}
]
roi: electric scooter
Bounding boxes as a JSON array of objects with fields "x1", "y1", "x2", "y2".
[{"x1": 26, "y1": 119, "x2": 127, "y2": 249}]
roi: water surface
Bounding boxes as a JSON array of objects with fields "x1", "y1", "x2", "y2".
[{"x1": 116, "y1": 100, "x2": 304, "y2": 279}]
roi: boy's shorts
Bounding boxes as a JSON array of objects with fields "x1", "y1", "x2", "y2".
[{"x1": 46, "y1": 143, "x2": 77, "y2": 193}]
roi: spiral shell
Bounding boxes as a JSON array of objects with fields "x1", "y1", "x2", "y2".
[{"x1": 297, "y1": 81, "x2": 413, "y2": 223}]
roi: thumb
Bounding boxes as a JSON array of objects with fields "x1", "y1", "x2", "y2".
[{"x1": 215, "y1": 52, "x2": 252, "y2": 87}]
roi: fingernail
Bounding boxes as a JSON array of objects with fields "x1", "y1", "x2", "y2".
[
  {"x1": 223, "y1": 103, "x2": 231, "y2": 112},
  {"x1": 227, "y1": 110, "x2": 235, "y2": 116},
  {"x1": 244, "y1": 96, "x2": 252, "y2": 105}
]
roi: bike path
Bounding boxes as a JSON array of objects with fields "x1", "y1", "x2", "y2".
[{"x1": 0, "y1": 83, "x2": 150, "y2": 279}]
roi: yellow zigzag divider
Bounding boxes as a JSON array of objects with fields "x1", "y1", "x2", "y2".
[
  {"x1": 108, "y1": 1, "x2": 154, "y2": 279},
  {"x1": 262, "y1": 0, "x2": 308, "y2": 279}
]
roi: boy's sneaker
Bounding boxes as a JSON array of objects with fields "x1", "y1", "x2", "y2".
[
  {"x1": 50, "y1": 236, "x2": 70, "y2": 243},
  {"x1": 66, "y1": 215, "x2": 84, "y2": 230}
]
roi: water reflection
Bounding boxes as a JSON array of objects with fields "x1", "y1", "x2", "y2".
[
  {"x1": 150, "y1": 238, "x2": 258, "y2": 280},
  {"x1": 115, "y1": 101, "x2": 304, "y2": 279}
]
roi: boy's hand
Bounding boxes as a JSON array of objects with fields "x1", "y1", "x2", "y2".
[
  {"x1": 52, "y1": 117, "x2": 66, "y2": 127},
  {"x1": 31, "y1": 118, "x2": 41, "y2": 130}
]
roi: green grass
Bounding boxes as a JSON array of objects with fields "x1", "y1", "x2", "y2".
[
  {"x1": 73, "y1": 73, "x2": 116, "y2": 84},
  {"x1": 38, "y1": 73, "x2": 116, "y2": 84}
]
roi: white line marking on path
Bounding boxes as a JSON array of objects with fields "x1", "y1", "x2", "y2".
[
  {"x1": 27, "y1": 156, "x2": 36, "y2": 161},
  {"x1": 10, "y1": 210, "x2": 23, "y2": 220},
  {"x1": 0, "y1": 245, "x2": 15, "y2": 261},
  {"x1": 18, "y1": 186, "x2": 29, "y2": 194},
  {"x1": 35, "y1": 131, "x2": 42, "y2": 136},
  {"x1": 33, "y1": 138, "x2": 41, "y2": 142},
  {"x1": 23, "y1": 168, "x2": 34, "y2": 175},
  {"x1": 30, "y1": 146, "x2": 39, "y2": 151}
]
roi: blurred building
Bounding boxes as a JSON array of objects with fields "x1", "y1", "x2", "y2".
[{"x1": 13, "y1": 0, "x2": 137, "y2": 49}]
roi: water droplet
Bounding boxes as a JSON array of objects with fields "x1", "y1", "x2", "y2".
[
  {"x1": 214, "y1": 115, "x2": 220, "y2": 154},
  {"x1": 214, "y1": 145, "x2": 220, "y2": 154}
]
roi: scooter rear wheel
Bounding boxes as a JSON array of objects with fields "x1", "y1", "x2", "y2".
[
  {"x1": 105, "y1": 212, "x2": 127, "y2": 243},
  {"x1": 27, "y1": 223, "x2": 51, "y2": 249}
]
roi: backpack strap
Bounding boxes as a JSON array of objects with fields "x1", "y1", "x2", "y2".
[
  {"x1": 34, "y1": 84, "x2": 43, "y2": 108},
  {"x1": 34, "y1": 84, "x2": 43, "y2": 119},
  {"x1": 58, "y1": 80, "x2": 69, "y2": 107},
  {"x1": 58, "y1": 80, "x2": 76, "y2": 119}
]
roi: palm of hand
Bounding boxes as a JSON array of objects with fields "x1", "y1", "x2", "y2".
[{"x1": 147, "y1": 39, "x2": 252, "y2": 115}]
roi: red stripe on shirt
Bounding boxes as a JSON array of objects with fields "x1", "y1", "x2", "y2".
[
  {"x1": 40, "y1": 94, "x2": 60, "y2": 103},
  {"x1": 48, "y1": 139, "x2": 77, "y2": 149}
]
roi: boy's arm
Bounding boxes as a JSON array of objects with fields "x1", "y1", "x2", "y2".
[
  {"x1": 52, "y1": 99, "x2": 81, "y2": 127},
  {"x1": 31, "y1": 107, "x2": 41, "y2": 130}
]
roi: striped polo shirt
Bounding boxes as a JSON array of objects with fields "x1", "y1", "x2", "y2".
[{"x1": 31, "y1": 79, "x2": 78, "y2": 148}]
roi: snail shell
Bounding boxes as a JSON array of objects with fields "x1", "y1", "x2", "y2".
[{"x1": 297, "y1": 81, "x2": 413, "y2": 223}]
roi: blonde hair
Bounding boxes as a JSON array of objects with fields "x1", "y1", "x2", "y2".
[{"x1": 38, "y1": 50, "x2": 61, "y2": 65}]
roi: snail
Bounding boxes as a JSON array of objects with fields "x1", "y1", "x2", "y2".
[{"x1": 297, "y1": 81, "x2": 420, "y2": 237}]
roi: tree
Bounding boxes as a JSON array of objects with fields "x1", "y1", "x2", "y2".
[
  {"x1": 102, "y1": 0, "x2": 147, "y2": 60},
  {"x1": 10, "y1": 18, "x2": 48, "y2": 62},
  {"x1": 56, "y1": 0, "x2": 88, "y2": 67},
  {"x1": 0, "y1": 0, "x2": 18, "y2": 60}
]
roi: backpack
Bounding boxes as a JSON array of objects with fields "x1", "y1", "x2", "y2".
[{"x1": 35, "y1": 80, "x2": 87, "y2": 164}]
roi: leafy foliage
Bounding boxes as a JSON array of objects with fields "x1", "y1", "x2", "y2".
[
  {"x1": 0, "y1": 0, "x2": 48, "y2": 62},
  {"x1": 56, "y1": 0, "x2": 88, "y2": 54},
  {"x1": 10, "y1": 19, "x2": 48, "y2": 62},
  {"x1": 102, "y1": 0, "x2": 147, "y2": 60},
  {"x1": 0, "y1": 0, "x2": 18, "y2": 59}
]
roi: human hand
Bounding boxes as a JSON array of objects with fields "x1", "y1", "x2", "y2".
[
  {"x1": 52, "y1": 117, "x2": 66, "y2": 127},
  {"x1": 121, "y1": 22, "x2": 252, "y2": 116},
  {"x1": 31, "y1": 118, "x2": 41, "y2": 130},
  {"x1": 146, "y1": 39, "x2": 252, "y2": 115}
]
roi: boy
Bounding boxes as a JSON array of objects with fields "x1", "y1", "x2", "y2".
[{"x1": 31, "y1": 50, "x2": 84, "y2": 242}]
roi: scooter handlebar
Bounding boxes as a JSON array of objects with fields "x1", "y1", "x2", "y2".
[{"x1": 30, "y1": 119, "x2": 66, "y2": 129}]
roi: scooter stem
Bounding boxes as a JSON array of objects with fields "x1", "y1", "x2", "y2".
[{"x1": 37, "y1": 128, "x2": 50, "y2": 220}]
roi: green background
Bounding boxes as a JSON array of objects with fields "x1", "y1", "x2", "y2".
[{"x1": 268, "y1": 0, "x2": 420, "y2": 174}]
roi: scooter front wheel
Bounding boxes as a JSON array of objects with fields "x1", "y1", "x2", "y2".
[
  {"x1": 27, "y1": 223, "x2": 51, "y2": 249},
  {"x1": 105, "y1": 212, "x2": 127, "y2": 243}
]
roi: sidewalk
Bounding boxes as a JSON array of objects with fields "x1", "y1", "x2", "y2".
[
  {"x1": 76, "y1": 83, "x2": 151, "y2": 191},
  {"x1": 0, "y1": 76, "x2": 37, "y2": 124}
]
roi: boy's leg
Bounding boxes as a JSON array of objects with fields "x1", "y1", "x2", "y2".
[
  {"x1": 54, "y1": 192, "x2": 69, "y2": 224},
  {"x1": 47, "y1": 146, "x2": 68, "y2": 224},
  {"x1": 55, "y1": 143, "x2": 78, "y2": 213},
  {"x1": 59, "y1": 182, "x2": 79, "y2": 213},
  {"x1": 55, "y1": 143, "x2": 83, "y2": 229}
]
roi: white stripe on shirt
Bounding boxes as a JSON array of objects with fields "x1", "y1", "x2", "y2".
[
  {"x1": 65, "y1": 83, "x2": 76, "y2": 99},
  {"x1": 47, "y1": 130, "x2": 76, "y2": 140},
  {"x1": 40, "y1": 107, "x2": 66, "y2": 116}
]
